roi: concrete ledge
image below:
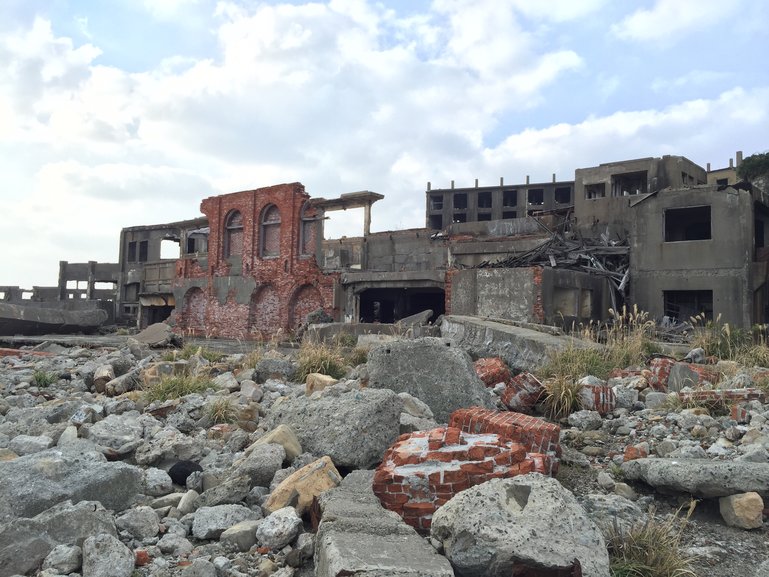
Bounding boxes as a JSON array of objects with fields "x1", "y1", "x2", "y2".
[
  {"x1": 315, "y1": 470, "x2": 454, "y2": 577},
  {"x1": 440, "y1": 315, "x2": 600, "y2": 372}
]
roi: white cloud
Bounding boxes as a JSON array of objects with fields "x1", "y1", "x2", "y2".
[{"x1": 612, "y1": 0, "x2": 741, "y2": 44}]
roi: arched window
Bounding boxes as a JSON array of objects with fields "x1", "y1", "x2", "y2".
[
  {"x1": 299, "y1": 202, "x2": 318, "y2": 256},
  {"x1": 260, "y1": 205, "x2": 281, "y2": 257},
  {"x1": 224, "y1": 210, "x2": 243, "y2": 258}
]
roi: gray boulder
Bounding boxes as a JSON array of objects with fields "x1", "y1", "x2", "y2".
[
  {"x1": 192, "y1": 504, "x2": 262, "y2": 540},
  {"x1": 115, "y1": 506, "x2": 160, "y2": 541},
  {"x1": 84, "y1": 412, "x2": 144, "y2": 457},
  {"x1": 256, "y1": 507, "x2": 302, "y2": 550},
  {"x1": 232, "y1": 442, "x2": 286, "y2": 488},
  {"x1": 622, "y1": 458, "x2": 769, "y2": 498},
  {"x1": 315, "y1": 470, "x2": 453, "y2": 577},
  {"x1": 8, "y1": 434, "x2": 54, "y2": 455},
  {"x1": 366, "y1": 337, "x2": 494, "y2": 422},
  {"x1": 0, "y1": 500, "x2": 116, "y2": 576},
  {"x1": 82, "y1": 533, "x2": 134, "y2": 577},
  {"x1": 266, "y1": 387, "x2": 402, "y2": 469},
  {"x1": 134, "y1": 426, "x2": 205, "y2": 466},
  {"x1": 0, "y1": 447, "x2": 143, "y2": 520},
  {"x1": 42, "y1": 544, "x2": 82, "y2": 574},
  {"x1": 430, "y1": 474, "x2": 610, "y2": 577}
]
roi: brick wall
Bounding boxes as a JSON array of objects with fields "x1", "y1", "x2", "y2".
[
  {"x1": 449, "y1": 407, "x2": 560, "y2": 475},
  {"x1": 373, "y1": 427, "x2": 542, "y2": 533},
  {"x1": 174, "y1": 183, "x2": 339, "y2": 339}
]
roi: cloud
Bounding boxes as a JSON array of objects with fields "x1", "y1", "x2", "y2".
[{"x1": 611, "y1": 0, "x2": 741, "y2": 44}]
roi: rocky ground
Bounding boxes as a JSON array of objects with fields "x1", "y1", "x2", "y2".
[{"x1": 1, "y1": 326, "x2": 769, "y2": 577}]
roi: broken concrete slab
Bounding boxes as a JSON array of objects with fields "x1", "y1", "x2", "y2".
[
  {"x1": 440, "y1": 314, "x2": 600, "y2": 373},
  {"x1": 134, "y1": 322, "x2": 177, "y2": 347},
  {"x1": 266, "y1": 387, "x2": 403, "y2": 469},
  {"x1": 622, "y1": 458, "x2": 769, "y2": 498},
  {"x1": 315, "y1": 470, "x2": 454, "y2": 577},
  {"x1": 0, "y1": 447, "x2": 143, "y2": 520},
  {"x1": 367, "y1": 337, "x2": 495, "y2": 423},
  {"x1": 0, "y1": 302, "x2": 108, "y2": 336}
]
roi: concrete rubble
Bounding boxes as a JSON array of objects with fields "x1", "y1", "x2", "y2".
[{"x1": 0, "y1": 331, "x2": 768, "y2": 577}]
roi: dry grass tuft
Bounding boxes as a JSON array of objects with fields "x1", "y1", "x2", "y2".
[
  {"x1": 542, "y1": 376, "x2": 583, "y2": 419},
  {"x1": 607, "y1": 503, "x2": 698, "y2": 577},
  {"x1": 206, "y1": 397, "x2": 237, "y2": 424},
  {"x1": 296, "y1": 342, "x2": 348, "y2": 382},
  {"x1": 144, "y1": 375, "x2": 216, "y2": 403}
]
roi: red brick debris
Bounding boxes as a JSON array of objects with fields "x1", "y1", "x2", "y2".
[
  {"x1": 473, "y1": 357, "x2": 513, "y2": 388},
  {"x1": 373, "y1": 426, "x2": 546, "y2": 532},
  {"x1": 449, "y1": 407, "x2": 560, "y2": 475},
  {"x1": 679, "y1": 388, "x2": 766, "y2": 406},
  {"x1": 579, "y1": 384, "x2": 616, "y2": 416},
  {"x1": 500, "y1": 371, "x2": 545, "y2": 413}
]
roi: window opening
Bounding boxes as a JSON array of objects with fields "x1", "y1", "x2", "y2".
[
  {"x1": 224, "y1": 210, "x2": 244, "y2": 258},
  {"x1": 261, "y1": 205, "x2": 281, "y2": 257},
  {"x1": 664, "y1": 206, "x2": 711, "y2": 242}
]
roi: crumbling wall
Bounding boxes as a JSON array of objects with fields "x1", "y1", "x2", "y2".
[{"x1": 174, "y1": 183, "x2": 338, "y2": 339}]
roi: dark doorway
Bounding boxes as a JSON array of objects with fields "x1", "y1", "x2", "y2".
[
  {"x1": 143, "y1": 305, "x2": 174, "y2": 328},
  {"x1": 359, "y1": 288, "x2": 445, "y2": 324}
]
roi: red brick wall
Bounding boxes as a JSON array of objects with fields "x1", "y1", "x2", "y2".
[
  {"x1": 175, "y1": 183, "x2": 339, "y2": 339},
  {"x1": 532, "y1": 266, "x2": 545, "y2": 324},
  {"x1": 449, "y1": 407, "x2": 560, "y2": 475},
  {"x1": 373, "y1": 427, "x2": 540, "y2": 532}
]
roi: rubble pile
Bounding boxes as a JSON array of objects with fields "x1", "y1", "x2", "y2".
[{"x1": 0, "y1": 332, "x2": 769, "y2": 576}]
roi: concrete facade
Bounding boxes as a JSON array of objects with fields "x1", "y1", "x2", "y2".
[
  {"x1": 575, "y1": 155, "x2": 707, "y2": 239},
  {"x1": 630, "y1": 183, "x2": 767, "y2": 327}
]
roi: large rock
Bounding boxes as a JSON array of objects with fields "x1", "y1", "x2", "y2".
[
  {"x1": 0, "y1": 500, "x2": 116, "y2": 576},
  {"x1": 264, "y1": 455, "x2": 342, "y2": 514},
  {"x1": 232, "y1": 443, "x2": 285, "y2": 488},
  {"x1": 0, "y1": 447, "x2": 143, "y2": 520},
  {"x1": 315, "y1": 470, "x2": 454, "y2": 577},
  {"x1": 192, "y1": 504, "x2": 262, "y2": 540},
  {"x1": 134, "y1": 322, "x2": 176, "y2": 347},
  {"x1": 366, "y1": 337, "x2": 494, "y2": 422},
  {"x1": 256, "y1": 507, "x2": 302, "y2": 550},
  {"x1": 622, "y1": 458, "x2": 769, "y2": 498},
  {"x1": 719, "y1": 492, "x2": 764, "y2": 529},
  {"x1": 84, "y1": 412, "x2": 144, "y2": 457},
  {"x1": 266, "y1": 387, "x2": 403, "y2": 469},
  {"x1": 430, "y1": 474, "x2": 610, "y2": 577},
  {"x1": 247, "y1": 424, "x2": 302, "y2": 462},
  {"x1": 82, "y1": 533, "x2": 135, "y2": 577}
]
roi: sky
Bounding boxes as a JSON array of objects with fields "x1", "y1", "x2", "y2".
[{"x1": 1, "y1": 0, "x2": 768, "y2": 288}]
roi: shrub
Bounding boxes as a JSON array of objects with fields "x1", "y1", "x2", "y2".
[
  {"x1": 541, "y1": 306, "x2": 659, "y2": 381},
  {"x1": 206, "y1": 397, "x2": 237, "y2": 424},
  {"x1": 607, "y1": 503, "x2": 697, "y2": 577},
  {"x1": 32, "y1": 370, "x2": 57, "y2": 387},
  {"x1": 144, "y1": 375, "x2": 215, "y2": 403},
  {"x1": 296, "y1": 342, "x2": 347, "y2": 382},
  {"x1": 333, "y1": 333, "x2": 358, "y2": 348},
  {"x1": 242, "y1": 346, "x2": 265, "y2": 369},
  {"x1": 542, "y1": 376, "x2": 583, "y2": 420},
  {"x1": 345, "y1": 346, "x2": 369, "y2": 367}
]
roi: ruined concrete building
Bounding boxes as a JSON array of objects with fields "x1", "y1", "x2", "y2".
[{"x1": 5, "y1": 150, "x2": 766, "y2": 336}]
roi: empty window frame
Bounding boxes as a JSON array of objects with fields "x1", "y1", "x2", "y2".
[
  {"x1": 453, "y1": 193, "x2": 468, "y2": 210},
  {"x1": 260, "y1": 205, "x2": 281, "y2": 257},
  {"x1": 527, "y1": 188, "x2": 544, "y2": 205},
  {"x1": 478, "y1": 213, "x2": 492, "y2": 221},
  {"x1": 477, "y1": 191, "x2": 492, "y2": 209},
  {"x1": 554, "y1": 186, "x2": 572, "y2": 204},
  {"x1": 585, "y1": 183, "x2": 606, "y2": 199},
  {"x1": 429, "y1": 194, "x2": 444, "y2": 211},
  {"x1": 224, "y1": 210, "x2": 244, "y2": 258},
  {"x1": 428, "y1": 214, "x2": 443, "y2": 229},
  {"x1": 127, "y1": 241, "x2": 137, "y2": 262},
  {"x1": 664, "y1": 290, "x2": 713, "y2": 322},
  {"x1": 502, "y1": 210, "x2": 517, "y2": 219},
  {"x1": 453, "y1": 213, "x2": 467, "y2": 223},
  {"x1": 664, "y1": 205, "x2": 711, "y2": 242},
  {"x1": 299, "y1": 202, "x2": 318, "y2": 256},
  {"x1": 502, "y1": 189, "x2": 518, "y2": 207},
  {"x1": 611, "y1": 171, "x2": 648, "y2": 197},
  {"x1": 138, "y1": 240, "x2": 149, "y2": 262}
]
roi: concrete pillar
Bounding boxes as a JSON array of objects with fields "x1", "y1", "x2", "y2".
[
  {"x1": 736, "y1": 151, "x2": 743, "y2": 167},
  {"x1": 57, "y1": 261, "x2": 67, "y2": 301},
  {"x1": 363, "y1": 202, "x2": 372, "y2": 237},
  {"x1": 87, "y1": 261, "x2": 96, "y2": 300}
]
